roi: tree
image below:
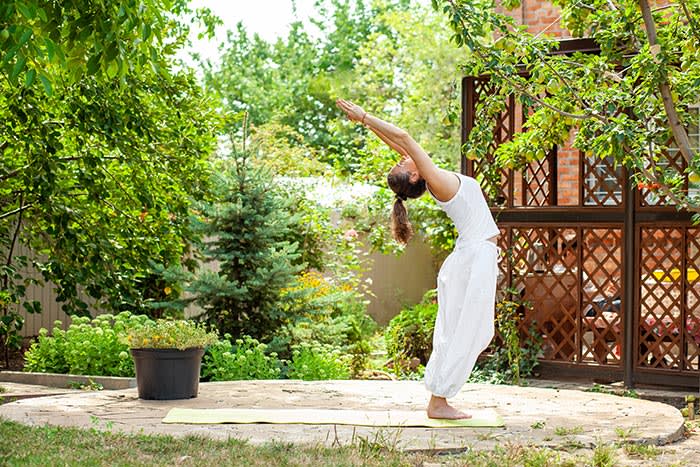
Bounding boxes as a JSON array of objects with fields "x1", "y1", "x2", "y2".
[
  {"x1": 1, "y1": 0, "x2": 221, "y2": 364},
  {"x1": 201, "y1": 0, "x2": 414, "y2": 175},
  {"x1": 434, "y1": 0, "x2": 700, "y2": 216},
  {"x1": 201, "y1": 1, "x2": 465, "y2": 254},
  {"x1": 188, "y1": 126, "x2": 303, "y2": 340}
]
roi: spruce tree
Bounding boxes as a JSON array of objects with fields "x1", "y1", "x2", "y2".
[{"x1": 189, "y1": 135, "x2": 302, "y2": 339}]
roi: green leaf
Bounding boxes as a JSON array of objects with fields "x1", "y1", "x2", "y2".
[
  {"x1": 24, "y1": 67, "x2": 36, "y2": 86},
  {"x1": 87, "y1": 53, "x2": 102, "y2": 75},
  {"x1": 44, "y1": 37, "x2": 56, "y2": 61},
  {"x1": 36, "y1": 7, "x2": 48, "y2": 22},
  {"x1": 10, "y1": 55, "x2": 27, "y2": 84},
  {"x1": 39, "y1": 73, "x2": 52, "y2": 95},
  {"x1": 16, "y1": 2, "x2": 35, "y2": 20},
  {"x1": 17, "y1": 28, "x2": 33, "y2": 47}
]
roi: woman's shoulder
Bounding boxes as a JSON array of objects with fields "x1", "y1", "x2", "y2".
[{"x1": 455, "y1": 173, "x2": 479, "y2": 190}]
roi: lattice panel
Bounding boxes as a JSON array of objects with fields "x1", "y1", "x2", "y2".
[
  {"x1": 469, "y1": 78, "x2": 514, "y2": 207},
  {"x1": 511, "y1": 227, "x2": 579, "y2": 361},
  {"x1": 473, "y1": 163, "x2": 509, "y2": 207},
  {"x1": 580, "y1": 229, "x2": 623, "y2": 365},
  {"x1": 640, "y1": 142, "x2": 686, "y2": 207},
  {"x1": 496, "y1": 228, "x2": 510, "y2": 298},
  {"x1": 583, "y1": 155, "x2": 623, "y2": 206},
  {"x1": 685, "y1": 229, "x2": 700, "y2": 371},
  {"x1": 638, "y1": 228, "x2": 683, "y2": 369},
  {"x1": 523, "y1": 149, "x2": 554, "y2": 206}
]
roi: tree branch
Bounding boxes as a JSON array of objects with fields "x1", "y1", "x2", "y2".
[
  {"x1": 0, "y1": 165, "x2": 30, "y2": 182},
  {"x1": 0, "y1": 203, "x2": 34, "y2": 221},
  {"x1": 3, "y1": 194, "x2": 25, "y2": 290},
  {"x1": 638, "y1": 0, "x2": 695, "y2": 163},
  {"x1": 445, "y1": 0, "x2": 596, "y2": 121},
  {"x1": 679, "y1": 0, "x2": 700, "y2": 41}
]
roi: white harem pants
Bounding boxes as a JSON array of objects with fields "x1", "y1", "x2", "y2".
[{"x1": 424, "y1": 240, "x2": 499, "y2": 398}]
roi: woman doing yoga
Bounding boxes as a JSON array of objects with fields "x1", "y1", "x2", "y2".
[{"x1": 337, "y1": 99, "x2": 500, "y2": 420}]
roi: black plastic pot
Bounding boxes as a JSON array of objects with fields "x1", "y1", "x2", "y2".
[{"x1": 131, "y1": 348, "x2": 205, "y2": 400}]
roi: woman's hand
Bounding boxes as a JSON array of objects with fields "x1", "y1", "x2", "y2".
[{"x1": 336, "y1": 99, "x2": 366, "y2": 122}]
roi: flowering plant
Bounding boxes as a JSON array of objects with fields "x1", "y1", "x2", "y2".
[{"x1": 126, "y1": 320, "x2": 218, "y2": 350}]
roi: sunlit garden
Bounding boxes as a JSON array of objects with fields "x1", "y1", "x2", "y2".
[{"x1": 2, "y1": 0, "x2": 700, "y2": 465}]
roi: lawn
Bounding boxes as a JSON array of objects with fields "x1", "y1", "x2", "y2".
[{"x1": 2, "y1": 417, "x2": 677, "y2": 467}]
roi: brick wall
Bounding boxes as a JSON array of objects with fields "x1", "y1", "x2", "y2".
[
  {"x1": 496, "y1": 0, "x2": 571, "y2": 37},
  {"x1": 498, "y1": 0, "x2": 577, "y2": 204}
]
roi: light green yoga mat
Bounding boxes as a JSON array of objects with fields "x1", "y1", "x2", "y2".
[{"x1": 162, "y1": 407, "x2": 504, "y2": 428}]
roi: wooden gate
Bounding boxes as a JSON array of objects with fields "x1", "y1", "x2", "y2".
[{"x1": 463, "y1": 72, "x2": 700, "y2": 388}]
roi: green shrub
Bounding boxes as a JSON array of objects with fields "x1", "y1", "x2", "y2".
[
  {"x1": 188, "y1": 151, "x2": 303, "y2": 341},
  {"x1": 126, "y1": 319, "x2": 218, "y2": 350},
  {"x1": 384, "y1": 293, "x2": 437, "y2": 374},
  {"x1": 469, "y1": 301, "x2": 542, "y2": 385},
  {"x1": 23, "y1": 323, "x2": 69, "y2": 374},
  {"x1": 286, "y1": 343, "x2": 350, "y2": 381},
  {"x1": 24, "y1": 312, "x2": 150, "y2": 377},
  {"x1": 270, "y1": 273, "x2": 376, "y2": 377},
  {"x1": 201, "y1": 335, "x2": 281, "y2": 381}
]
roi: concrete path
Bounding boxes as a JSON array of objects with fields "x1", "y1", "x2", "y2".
[{"x1": 0, "y1": 380, "x2": 685, "y2": 452}]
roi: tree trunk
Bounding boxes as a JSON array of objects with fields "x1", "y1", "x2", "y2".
[{"x1": 638, "y1": 0, "x2": 695, "y2": 163}]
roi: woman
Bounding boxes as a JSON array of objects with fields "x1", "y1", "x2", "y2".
[{"x1": 337, "y1": 99, "x2": 500, "y2": 420}]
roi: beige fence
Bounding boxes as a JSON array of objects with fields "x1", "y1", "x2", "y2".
[
  {"x1": 11, "y1": 242, "x2": 78, "y2": 336},
  {"x1": 12, "y1": 237, "x2": 438, "y2": 337}
]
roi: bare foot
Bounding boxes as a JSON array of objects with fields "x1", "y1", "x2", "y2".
[{"x1": 427, "y1": 395, "x2": 472, "y2": 420}]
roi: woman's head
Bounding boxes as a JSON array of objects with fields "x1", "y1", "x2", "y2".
[{"x1": 386, "y1": 158, "x2": 426, "y2": 245}]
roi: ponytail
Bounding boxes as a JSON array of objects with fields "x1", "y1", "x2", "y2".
[{"x1": 390, "y1": 197, "x2": 413, "y2": 245}]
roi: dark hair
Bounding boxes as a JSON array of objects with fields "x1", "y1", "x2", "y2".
[{"x1": 387, "y1": 168, "x2": 426, "y2": 245}]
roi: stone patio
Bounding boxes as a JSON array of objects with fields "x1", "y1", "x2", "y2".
[{"x1": 0, "y1": 380, "x2": 685, "y2": 452}]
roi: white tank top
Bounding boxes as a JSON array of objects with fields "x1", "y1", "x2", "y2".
[{"x1": 430, "y1": 173, "x2": 500, "y2": 245}]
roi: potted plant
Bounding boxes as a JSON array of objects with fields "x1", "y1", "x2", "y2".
[{"x1": 126, "y1": 320, "x2": 218, "y2": 400}]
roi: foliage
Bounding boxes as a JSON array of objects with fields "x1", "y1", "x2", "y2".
[
  {"x1": 201, "y1": 1, "x2": 392, "y2": 172},
  {"x1": 23, "y1": 312, "x2": 150, "y2": 377},
  {"x1": 340, "y1": 1, "x2": 463, "y2": 182},
  {"x1": 1, "y1": 0, "x2": 220, "y2": 363},
  {"x1": 434, "y1": 0, "x2": 700, "y2": 216},
  {"x1": 271, "y1": 270, "x2": 376, "y2": 376},
  {"x1": 276, "y1": 180, "x2": 346, "y2": 272},
  {"x1": 384, "y1": 290, "x2": 438, "y2": 375},
  {"x1": 187, "y1": 131, "x2": 303, "y2": 341},
  {"x1": 201, "y1": 335, "x2": 281, "y2": 381},
  {"x1": 495, "y1": 300, "x2": 527, "y2": 384},
  {"x1": 126, "y1": 319, "x2": 218, "y2": 350},
  {"x1": 286, "y1": 343, "x2": 351, "y2": 381},
  {"x1": 470, "y1": 302, "x2": 542, "y2": 385},
  {"x1": 0, "y1": 0, "x2": 220, "y2": 90}
]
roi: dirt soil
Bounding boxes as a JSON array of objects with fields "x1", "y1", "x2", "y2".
[{"x1": 0, "y1": 345, "x2": 28, "y2": 372}]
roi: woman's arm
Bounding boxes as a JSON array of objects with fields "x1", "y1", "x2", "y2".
[{"x1": 336, "y1": 99, "x2": 458, "y2": 201}]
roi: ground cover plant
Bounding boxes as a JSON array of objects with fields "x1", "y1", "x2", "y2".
[
  {"x1": 201, "y1": 336, "x2": 281, "y2": 381},
  {"x1": 23, "y1": 312, "x2": 150, "y2": 377},
  {"x1": 21, "y1": 310, "x2": 364, "y2": 382}
]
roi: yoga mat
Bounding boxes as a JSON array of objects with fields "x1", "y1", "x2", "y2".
[{"x1": 162, "y1": 407, "x2": 504, "y2": 428}]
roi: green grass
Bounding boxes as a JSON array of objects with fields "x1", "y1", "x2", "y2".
[
  {"x1": 554, "y1": 426, "x2": 584, "y2": 436},
  {"x1": 591, "y1": 443, "x2": 617, "y2": 467},
  {"x1": 622, "y1": 442, "x2": 661, "y2": 459},
  {"x1": 0, "y1": 418, "x2": 607, "y2": 467},
  {"x1": 0, "y1": 385, "x2": 6, "y2": 393},
  {"x1": 0, "y1": 419, "x2": 422, "y2": 467}
]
